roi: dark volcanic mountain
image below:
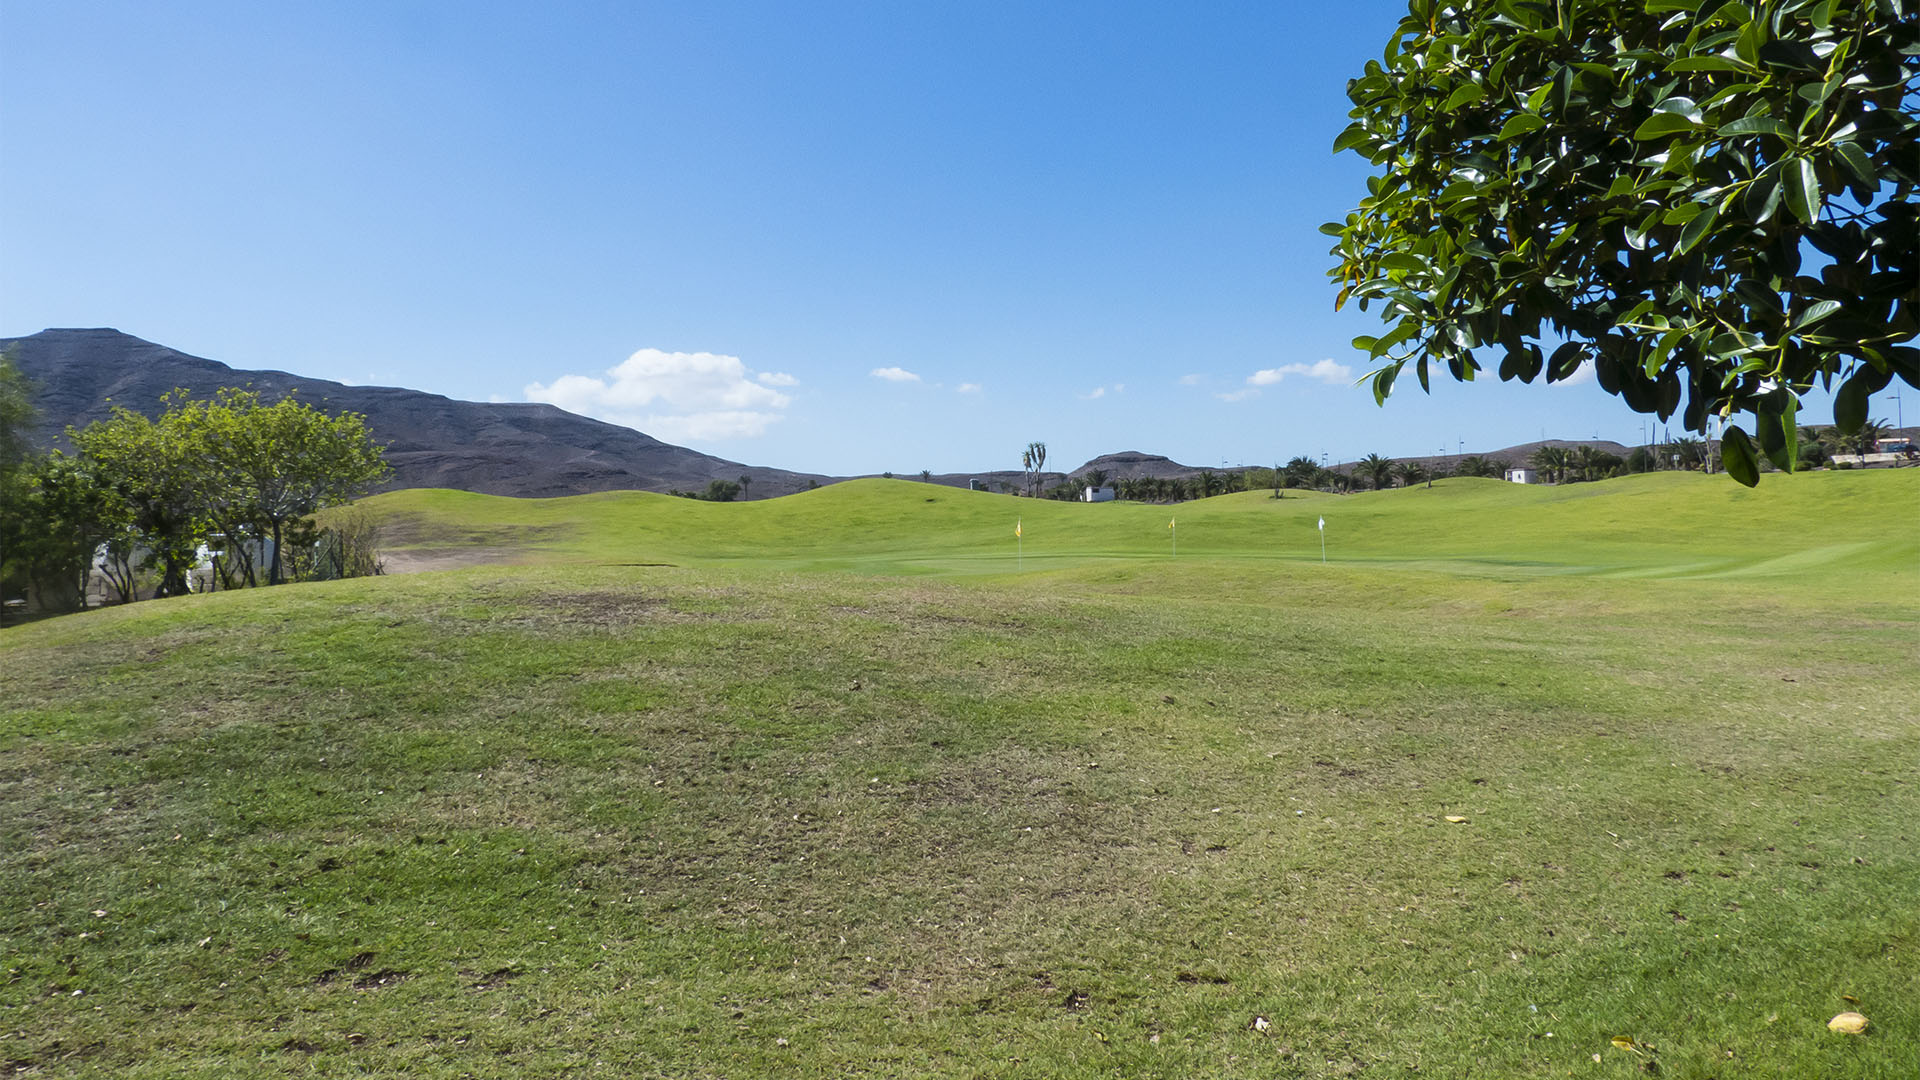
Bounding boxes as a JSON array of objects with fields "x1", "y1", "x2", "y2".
[{"x1": 2, "y1": 328, "x2": 829, "y2": 498}]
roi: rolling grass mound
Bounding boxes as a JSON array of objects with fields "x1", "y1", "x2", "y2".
[
  {"x1": 370, "y1": 469, "x2": 1918, "y2": 584},
  {"x1": 3, "y1": 470, "x2": 1915, "y2": 1077}
]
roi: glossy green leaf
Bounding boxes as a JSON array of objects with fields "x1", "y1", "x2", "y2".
[
  {"x1": 1757, "y1": 397, "x2": 1797, "y2": 473},
  {"x1": 1498, "y1": 114, "x2": 1546, "y2": 140},
  {"x1": 1667, "y1": 55, "x2": 1751, "y2": 72},
  {"x1": 1833, "y1": 368, "x2": 1871, "y2": 432},
  {"x1": 1443, "y1": 83, "x2": 1487, "y2": 110},
  {"x1": 1721, "y1": 426, "x2": 1761, "y2": 487},
  {"x1": 1833, "y1": 141, "x2": 1876, "y2": 188},
  {"x1": 1634, "y1": 112, "x2": 1699, "y2": 139},
  {"x1": 1744, "y1": 167, "x2": 1784, "y2": 224},
  {"x1": 1676, "y1": 205, "x2": 1720, "y2": 254},
  {"x1": 1789, "y1": 299, "x2": 1841, "y2": 331},
  {"x1": 1718, "y1": 115, "x2": 1792, "y2": 138},
  {"x1": 1783, "y1": 157, "x2": 1820, "y2": 223}
]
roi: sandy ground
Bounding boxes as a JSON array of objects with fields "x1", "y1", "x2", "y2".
[{"x1": 379, "y1": 547, "x2": 521, "y2": 574}]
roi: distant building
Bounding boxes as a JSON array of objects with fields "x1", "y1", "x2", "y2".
[
  {"x1": 1505, "y1": 467, "x2": 1540, "y2": 484},
  {"x1": 1083, "y1": 485, "x2": 1116, "y2": 503},
  {"x1": 968, "y1": 478, "x2": 985, "y2": 491}
]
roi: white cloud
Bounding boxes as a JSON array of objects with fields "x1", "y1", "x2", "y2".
[
  {"x1": 646, "y1": 410, "x2": 785, "y2": 441},
  {"x1": 756, "y1": 371, "x2": 798, "y2": 387},
  {"x1": 957, "y1": 382, "x2": 982, "y2": 394},
  {"x1": 1080, "y1": 383, "x2": 1125, "y2": 400},
  {"x1": 1247, "y1": 358, "x2": 1353, "y2": 386},
  {"x1": 1216, "y1": 388, "x2": 1260, "y2": 403},
  {"x1": 871, "y1": 366, "x2": 921, "y2": 383},
  {"x1": 525, "y1": 347, "x2": 791, "y2": 441},
  {"x1": 1178, "y1": 373, "x2": 1205, "y2": 386}
]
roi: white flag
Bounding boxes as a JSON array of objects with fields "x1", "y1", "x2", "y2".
[{"x1": 1317, "y1": 516, "x2": 1325, "y2": 531}]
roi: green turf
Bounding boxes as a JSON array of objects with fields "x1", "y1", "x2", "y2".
[{"x1": 3, "y1": 471, "x2": 1915, "y2": 1077}]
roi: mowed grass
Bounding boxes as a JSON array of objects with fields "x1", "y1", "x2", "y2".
[{"x1": 3, "y1": 471, "x2": 1916, "y2": 1077}]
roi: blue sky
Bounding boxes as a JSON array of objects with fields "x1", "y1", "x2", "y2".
[{"x1": 2, "y1": 1, "x2": 1902, "y2": 475}]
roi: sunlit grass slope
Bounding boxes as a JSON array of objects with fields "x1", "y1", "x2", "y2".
[
  {"x1": 368, "y1": 469, "x2": 1919, "y2": 591},
  {"x1": 4, "y1": 469, "x2": 1916, "y2": 1078}
]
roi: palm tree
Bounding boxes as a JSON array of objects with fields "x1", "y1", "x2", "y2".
[
  {"x1": 1796, "y1": 426, "x2": 1833, "y2": 469},
  {"x1": 737, "y1": 474, "x2": 752, "y2": 500},
  {"x1": 1357, "y1": 453, "x2": 1395, "y2": 490},
  {"x1": 1528, "y1": 445, "x2": 1570, "y2": 483},
  {"x1": 1455, "y1": 455, "x2": 1493, "y2": 478},
  {"x1": 1839, "y1": 418, "x2": 1889, "y2": 458},
  {"x1": 1284, "y1": 455, "x2": 1318, "y2": 489},
  {"x1": 1662, "y1": 437, "x2": 1705, "y2": 470},
  {"x1": 1394, "y1": 460, "x2": 1428, "y2": 488},
  {"x1": 1021, "y1": 441, "x2": 1048, "y2": 497}
]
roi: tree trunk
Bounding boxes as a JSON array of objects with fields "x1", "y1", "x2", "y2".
[{"x1": 269, "y1": 519, "x2": 284, "y2": 586}]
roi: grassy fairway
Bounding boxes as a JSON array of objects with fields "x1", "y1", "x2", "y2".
[{"x1": 3, "y1": 472, "x2": 1916, "y2": 1077}]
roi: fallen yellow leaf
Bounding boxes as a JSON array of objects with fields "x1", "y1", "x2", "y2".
[
  {"x1": 1827, "y1": 1012, "x2": 1868, "y2": 1034},
  {"x1": 1444, "y1": 815, "x2": 1469, "y2": 824}
]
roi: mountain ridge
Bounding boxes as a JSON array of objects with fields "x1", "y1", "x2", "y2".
[{"x1": 2, "y1": 328, "x2": 829, "y2": 498}]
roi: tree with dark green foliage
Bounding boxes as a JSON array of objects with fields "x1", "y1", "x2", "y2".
[
  {"x1": 1357, "y1": 453, "x2": 1396, "y2": 491},
  {"x1": 704, "y1": 479, "x2": 742, "y2": 502},
  {"x1": 183, "y1": 389, "x2": 390, "y2": 586},
  {"x1": 1284, "y1": 455, "x2": 1320, "y2": 489},
  {"x1": 1327, "y1": 0, "x2": 1918, "y2": 486},
  {"x1": 69, "y1": 406, "x2": 205, "y2": 598},
  {"x1": 0, "y1": 351, "x2": 39, "y2": 610},
  {"x1": 1454, "y1": 454, "x2": 1504, "y2": 478}
]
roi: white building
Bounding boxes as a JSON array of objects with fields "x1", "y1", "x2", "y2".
[
  {"x1": 1505, "y1": 467, "x2": 1540, "y2": 484},
  {"x1": 1082, "y1": 485, "x2": 1116, "y2": 503}
]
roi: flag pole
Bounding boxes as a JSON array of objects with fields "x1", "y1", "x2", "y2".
[
  {"x1": 1318, "y1": 514, "x2": 1326, "y2": 563},
  {"x1": 1016, "y1": 518, "x2": 1023, "y2": 571},
  {"x1": 1170, "y1": 517, "x2": 1176, "y2": 557}
]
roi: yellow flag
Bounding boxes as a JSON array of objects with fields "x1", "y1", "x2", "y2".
[
  {"x1": 1015, "y1": 519, "x2": 1022, "y2": 538},
  {"x1": 1169, "y1": 517, "x2": 1176, "y2": 529}
]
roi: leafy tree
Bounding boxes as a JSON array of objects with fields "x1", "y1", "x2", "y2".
[
  {"x1": 1327, "y1": 1, "x2": 1918, "y2": 486},
  {"x1": 1357, "y1": 453, "x2": 1396, "y2": 491},
  {"x1": 70, "y1": 406, "x2": 205, "y2": 598},
  {"x1": 2, "y1": 453, "x2": 125, "y2": 615},
  {"x1": 0, "y1": 349, "x2": 34, "y2": 474},
  {"x1": 1569, "y1": 444, "x2": 1625, "y2": 482},
  {"x1": 1528, "y1": 445, "x2": 1570, "y2": 483},
  {"x1": 187, "y1": 390, "x2": 390, "y2": 586},
  {"x1": 0, "y1": 351, "x2": 39, "y2": 610},
  {"x1": 739, "y1": 474, "x2": 753, "y2": 500},
  {"x1": 1455, "y1": 454, "x2": 1501, "y2": 478},
  {"x1": 1661, "y1": 435, "x2": 1708, "y2": 470},
  {"x1": 1394, "y1": 459, "x2": 1429, "y2": 488},
  {"x1": 704, "y1": 478, "x2": 741, "y2": 502},
  {"x1": 1284, "y1": 455, "x2": 1320, "y2": 489}
]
